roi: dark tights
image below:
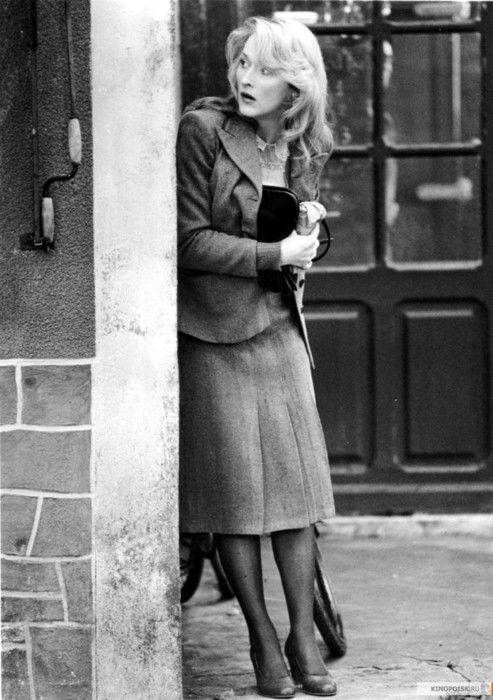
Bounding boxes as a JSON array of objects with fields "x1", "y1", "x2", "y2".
[{"x1": 215, "y1": 526, "x2": 327, "y2": 676}]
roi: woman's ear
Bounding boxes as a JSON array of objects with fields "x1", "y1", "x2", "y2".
[{"x1": 283, "y1": 86, "x2": 299, "y2": 105}]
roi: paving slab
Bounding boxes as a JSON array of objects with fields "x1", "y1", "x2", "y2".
[{"x1": 182, "y1": 533, "x2": 493, "y2": 699}]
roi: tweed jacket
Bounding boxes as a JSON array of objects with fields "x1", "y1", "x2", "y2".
[{"x1": 176, "y1": 100, "x2": 329, "y2": 366}]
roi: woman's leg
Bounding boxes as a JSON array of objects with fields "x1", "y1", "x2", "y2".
[
  {"x1": 215, "y1": 533, "x2": 288, "y2": 676},
  {"x1": 271, "y1": 526, "x2": 327, "y2": 674}
]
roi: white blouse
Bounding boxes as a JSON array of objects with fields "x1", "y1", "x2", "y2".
[{"x1": 256, "y1": 134, "x2": 289, "y2": 187}]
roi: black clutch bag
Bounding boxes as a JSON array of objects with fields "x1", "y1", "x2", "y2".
[
  {"x1": 257, "y1": 185, "x2": 299, "y2": 243},
  {"x1": 257, "y1": 185, "x2": 299, "y2": 293},
  {"x1": 256, "y1": 185, "x2": 332, "y2": 294}
]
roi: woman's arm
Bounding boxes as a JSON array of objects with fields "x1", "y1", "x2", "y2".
[{"x1": 177, "y1": 111, "x2": 281, "y2": 276}]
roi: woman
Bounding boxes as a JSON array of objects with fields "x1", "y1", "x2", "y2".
[{"x1": 177, "y1": 16, "x2": 337, "y2": 698}]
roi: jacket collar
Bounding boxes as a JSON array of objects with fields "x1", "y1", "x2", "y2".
[{"x1": 216, "y1": 111, "x2": 328, "y2": 201}]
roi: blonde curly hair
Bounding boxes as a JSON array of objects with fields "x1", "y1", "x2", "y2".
[{"x1": 226, "y1": 16, "x2": 333, "y2": 164}]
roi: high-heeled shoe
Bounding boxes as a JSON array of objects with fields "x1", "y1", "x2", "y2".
[
  {"x1": 249, "y1": 648, "x2": 295, "y2": 699},
  {"x1": 284, "y1": 636, "x2": 337, "y2": 697}
]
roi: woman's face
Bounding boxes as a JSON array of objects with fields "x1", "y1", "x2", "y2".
[{"x1": 235, "y1": 35, "x2": 291, "y2": 131}]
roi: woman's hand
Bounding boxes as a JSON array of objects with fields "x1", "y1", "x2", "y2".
[{"x1": 280, "y1": 228, "x2": 319, "y2": 269}]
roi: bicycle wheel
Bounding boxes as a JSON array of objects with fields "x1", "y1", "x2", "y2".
[
  {"x1": 313, "y1": 539, "x2": 347, "y2": 658},
  {"x1": 180, "y1": 533, "x2": 204, "y2": 604},
  {"x1": 210, "y1": 548, "x2": 235, "y2": 600}
]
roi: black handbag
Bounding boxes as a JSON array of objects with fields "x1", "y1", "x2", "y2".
[
  {"x1": 256, "y1": 185, "x2": 331, "y2": 293},
  {"x1": 257, "y1": 185, "x2": 299, "y2": 244}
]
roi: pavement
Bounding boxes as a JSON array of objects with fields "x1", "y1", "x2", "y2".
[{"x1": 181, "y1": 516, "x2": 493, "y2": 700}]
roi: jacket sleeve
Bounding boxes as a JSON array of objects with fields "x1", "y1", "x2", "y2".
[{"x1": 177, "y1": 111, "x2": 281, "y2": 276}]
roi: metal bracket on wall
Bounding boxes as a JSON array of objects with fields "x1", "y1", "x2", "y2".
[{"x1": 20, "y1": 0, "x2": 82, "y2": 252}]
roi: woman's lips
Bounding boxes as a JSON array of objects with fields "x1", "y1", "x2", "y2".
[{"x1": 240, "y1": 92, "x2": 255, "y2": 102}]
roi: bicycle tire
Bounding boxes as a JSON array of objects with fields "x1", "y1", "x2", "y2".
[
  {"x1": 180, "y1": 534, "x2": 204, "y2": 604},
  {"x1": 313, "y1": 540, "x2": 347, "y2": 658},
  {"x1": 211, "y1": 549, "x2": 235, "y2": 600},
  {"x1": 312, "y1": 219, "x2": 332, "y2": 262}
]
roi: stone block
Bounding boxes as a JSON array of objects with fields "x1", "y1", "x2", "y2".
[
  {"x1": 31, "y1": 628, "x2": 92, "y2": 699},
  {"x1": 0, "y1": 366, "x2": 17, "y2": 424},
  {"x1": 22, "y1": 365, "x2": 91, "y2": 425},
  {"x1": 2, "y1": 597, "x2": 64, "y2": 622},
  {"x1": 1, "y1": 648, "x2": 31, "y2": 699},
  {"x1": 31, "y1": 498, "x2": 92, "y2": 556},
  {"x1": 1, "y1": 559, "x2": 59, "y2": 592},
  {"x1": 1, "y1": 496, "x2": 37, "y2": 555},
  {"x1": 1, "y1": 430, "x2": 91, "y2": 493},
  {"x1": 2, "y1": 627, "x2": 25, "y2": 645},
  {"x1": 62, "y1": 560, "x2": 93, "y2": 623}
]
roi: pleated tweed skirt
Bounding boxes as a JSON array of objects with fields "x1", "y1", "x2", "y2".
[{"x1": 179, "y1": 314, "x2": 335, "y2": 534}]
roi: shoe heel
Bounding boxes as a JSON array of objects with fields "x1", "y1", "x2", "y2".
[
  {"x1": 284, "y1": 637, "x2": 337, "y2": 697},
  {"x1": 249, "y1": 648, "x2": 295, "y2": 699}
]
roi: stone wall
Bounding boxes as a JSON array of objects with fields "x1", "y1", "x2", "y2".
[{"x1": 1, "y1": 361, "x2": 93, "y2": 698}]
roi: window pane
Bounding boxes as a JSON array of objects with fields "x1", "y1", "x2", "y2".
[
  {"x1": 385, "y1": 157, "x2": 481, "y2": 269},
  {"x1": 319, "y1": 35, "x2": 372, "y2": 146},
  {"x1": 385, "y1": 33, "x2": 481, "y2": 144},
  {"x1": 316, "y1": 159, "x2": 374, "y2": 269},
  {"x1": 240, "y1": 1, "x2": 372, "y2": 25},
  {"x1": 385, "y1": 1, "x2": 481, "y2": 22}
]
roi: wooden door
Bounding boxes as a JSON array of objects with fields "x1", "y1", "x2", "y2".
[{"x1": 180, "y1": 0, "x2": 493, "y2": 513}]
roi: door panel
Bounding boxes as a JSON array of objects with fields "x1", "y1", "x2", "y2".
[
  {"x1": 306, "y1": 304, "x2": 374, "y2": 475},
  {"x1": 399, "y1": 302, "x2": 489, "y2": 467}
]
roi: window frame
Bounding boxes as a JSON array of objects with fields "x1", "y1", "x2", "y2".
[{"x1": 310, "y1": 2, "x2": 491, "y2": 267}]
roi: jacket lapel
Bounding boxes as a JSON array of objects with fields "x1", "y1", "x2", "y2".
[
  {"x1": 216, "y1": 111, "x2": 329, "y2": 202},
  {"x1": 216, "y1": 115, "x2": 263, "y2": 198}
]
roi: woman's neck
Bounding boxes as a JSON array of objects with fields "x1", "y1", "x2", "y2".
[{"x1": 256, "y1": 118, "x2": 282, "y2": 144}]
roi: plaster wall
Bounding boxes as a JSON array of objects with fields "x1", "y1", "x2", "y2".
[
  {"x1": 0, "y1": 0, "x2": 94, "y2": 359},
  {"x1": 91, "y1": 1, "x2": 181, "y2": 697}
]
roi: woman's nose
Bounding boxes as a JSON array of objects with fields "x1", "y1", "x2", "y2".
[{"x1": 241, "y1": 66, "x2": 254, "y2": 86}]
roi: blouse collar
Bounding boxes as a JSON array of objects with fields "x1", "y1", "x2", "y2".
[{"x1": 255, "y1": 134, "x2": 289, "y2": 162}]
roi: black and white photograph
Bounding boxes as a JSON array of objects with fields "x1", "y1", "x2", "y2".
[{"x1": 1, "y1": 1, "x2": 492, "y2": 699}]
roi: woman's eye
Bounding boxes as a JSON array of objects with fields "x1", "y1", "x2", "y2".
[
  {"x1": 239, "y1": 58, "x2": 247, "y2": 68},
  {"x1": 260, "y1": 67, "x2": 272, "y2": 75}
]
